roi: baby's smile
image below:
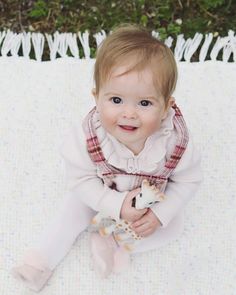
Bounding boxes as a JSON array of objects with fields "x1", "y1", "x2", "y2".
[{"x1": 118, "y1": 124, "x2": 138, "y2": 131}]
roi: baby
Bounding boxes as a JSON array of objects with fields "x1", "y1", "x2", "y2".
[{"x1": 12, "y1": 24, "x2": 202, "y2": 291}]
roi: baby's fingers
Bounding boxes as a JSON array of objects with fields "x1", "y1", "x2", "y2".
[
  {"x1": 137, "y1": 208, "x2": 148, "y2": 215},
  {"x1": 132, "y1": 208, "x2": 148, "y2": 221}
]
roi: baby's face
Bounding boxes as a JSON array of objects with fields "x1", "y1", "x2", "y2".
[{"x1": 94, "y1": 65, "x2": 170, "y2": 155}]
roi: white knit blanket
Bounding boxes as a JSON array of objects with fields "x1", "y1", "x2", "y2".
[{"x1": 0, "y1": 57, "x2": 236, "y2": 295}]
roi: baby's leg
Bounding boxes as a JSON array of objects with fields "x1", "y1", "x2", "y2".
[
  {"x1": 36, "y1": 191, "x2": 95, "y2": 269},
  {"x1": 12, "y1": 191, "x2": 95, "y2": 291}
]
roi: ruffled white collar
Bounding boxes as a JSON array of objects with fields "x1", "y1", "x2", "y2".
[{"x1": 93, "y1": 108, "x2": 175, "y2": 173}]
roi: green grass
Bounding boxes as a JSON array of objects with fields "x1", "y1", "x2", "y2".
[{"x1": 0, "y1": 0, "x2": 235, "y2": 60}]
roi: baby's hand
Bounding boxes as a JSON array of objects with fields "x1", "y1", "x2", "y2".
[
  {"x1": 130, "y1": 208, "x2": 162, "y2": 237},
  {"x1": 120, "y1": 188, "x2": 148, "y2": 222}
]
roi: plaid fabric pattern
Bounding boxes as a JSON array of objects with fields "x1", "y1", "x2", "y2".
[
  {"x1": 161, "y1": 104, "x2": 189, "y2": 176},
  {"x1": 82, "y1": 104, "x2": 189, "y2": 192}
]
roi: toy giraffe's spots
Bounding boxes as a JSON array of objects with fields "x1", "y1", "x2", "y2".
[
  {"x1": 114, "y1": 234, "x2": 122, "y2": 241},
  {"x1": 91, "y1": 218, "x2": 97, "y2": 225},
  {"x1": 99, "y1": 228, "x2": 108, "y2": 236},
  {"x1": 124, "y1": 244, "x2": 134, "y2": 252}
]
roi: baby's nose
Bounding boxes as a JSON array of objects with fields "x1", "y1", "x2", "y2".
[{"x1": 122, "y1": 106, "x2": 137, "y2": 119}]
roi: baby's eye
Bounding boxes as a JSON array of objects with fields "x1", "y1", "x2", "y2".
[
  {"x1": 111, "y1": 97, "x2": 122, "y2": 104},
  {"x1": 140, "y1": 100, "x2": 152, "y2": 107}
]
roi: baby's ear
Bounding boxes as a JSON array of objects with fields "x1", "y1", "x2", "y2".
[
  {"x1": 92, "y1": 88, "x2": 98, "y2": 100},
  {"x1": 165, "y1": 96, "x2": 175, "y2": 110},
  {"x1": 162, "y1": 97, "x2": 175, "y2": 120},
  {"x1": 168, "y1": 97, "x2": 175, "y2": 108}
]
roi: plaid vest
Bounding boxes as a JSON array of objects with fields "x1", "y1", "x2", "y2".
[{"x1": 82, "y1": 104, "x2": 189, "y2": 192}]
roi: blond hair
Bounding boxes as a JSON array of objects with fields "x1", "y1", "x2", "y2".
[{"x1": 93, "y1": 24, "x2": 177, "y2": 106}]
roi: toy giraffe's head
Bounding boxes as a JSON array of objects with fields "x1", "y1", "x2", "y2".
[{"x1": 135, "y1": 179, "x2": 165, "y2": 210}]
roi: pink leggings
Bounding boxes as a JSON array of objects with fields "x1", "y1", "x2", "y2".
[
  {"x1": 32, "y1": 191, "x2": 184, "y2": 270},
  {"x1": 35, "y1": 191, "x2": 95, "y2": 270}
]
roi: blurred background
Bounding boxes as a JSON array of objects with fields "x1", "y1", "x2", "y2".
[{"x1": 0, "y1": 0, "x2": 235, "y2": 59}]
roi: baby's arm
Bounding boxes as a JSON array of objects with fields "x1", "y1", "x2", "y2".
[
  {"x1": 150, "y1": 134, "x2": 203, "y2": 228},
  {"x1": 130, "y1": 135, "x2": 202, "y2": 236}
]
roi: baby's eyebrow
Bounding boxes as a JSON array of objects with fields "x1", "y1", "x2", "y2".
[
  {"x1": 104, "y1": 92, "x2": 123, "y2": 97},
  {"x1": 140, "y1": 96, "x2": 157, "y2": 100},
  {"x1": 139, "y1": 96, "x2": 161, "y2": 102}
]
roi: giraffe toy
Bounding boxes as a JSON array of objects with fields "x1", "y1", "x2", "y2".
[{"x1": 91, "y1": 179, "x2": 165, "y2": 251}]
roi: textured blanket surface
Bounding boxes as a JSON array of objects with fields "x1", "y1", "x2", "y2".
[{"x1": 0, "y1": 58, "x2": 236, "y2": 295}]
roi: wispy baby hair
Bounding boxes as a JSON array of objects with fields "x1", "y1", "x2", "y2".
[{"x1": 93, "y1": 24, "x2": 178, "y2": 105}]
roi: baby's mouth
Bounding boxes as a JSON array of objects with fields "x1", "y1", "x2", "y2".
[{"x1": 118, "y1": 125, "x2": 138, "y2": 131}]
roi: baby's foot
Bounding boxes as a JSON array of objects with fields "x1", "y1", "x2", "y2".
[
  {"x1": 12, "y1": 264, "x2": 52, "y2": 292},
  {"x1": 11, "y1": 249, "x2": 52, "y2": 292},
  {"x1": 113, "y1": 246, "x2": 131, "y2": 274},
  {"x1": 90, "y1": 233, "x2": 117, "y2": 278}
]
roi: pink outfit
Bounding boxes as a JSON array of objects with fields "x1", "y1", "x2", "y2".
[
  {"x1": 13, "y1": 104, "x2": 203, "y2": 290},
  {"x1": 40, "y1": 103, "x2": 202, "y2": 263}
]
